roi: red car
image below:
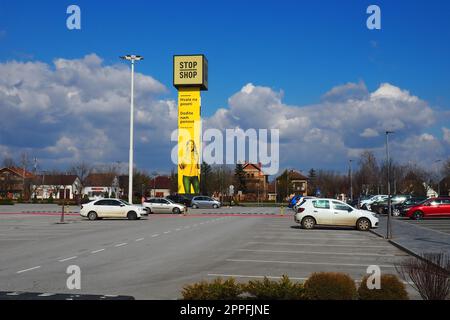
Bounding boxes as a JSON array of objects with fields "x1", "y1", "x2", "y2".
[{"x1": 406, "y1": 197, "x2": 450, "y2": 220}]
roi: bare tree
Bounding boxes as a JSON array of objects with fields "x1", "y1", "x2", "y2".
[
  {"x1": 68, "y1": 161, "x2": 92, "y2": 199},
  {"x1": 1, "y1": 156, "x2": 15, "y2": 168},
  {"x1": 396, "y1": 253, "x2": 450, "y2": 300}
]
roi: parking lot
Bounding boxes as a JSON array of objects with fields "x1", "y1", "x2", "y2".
[
  {"x1": 399, "y1": 217, "x2": 450, "y2": 235},
  {"x1": 0, "y1": 205, "x2": 419, "y2": 299}
]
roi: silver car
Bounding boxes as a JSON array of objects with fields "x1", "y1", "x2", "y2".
[
  {"x1": 143, "y1": 197, "x2": 186, "y2": 214},
  {"x1": 191, "y1": 196, "x2": 221, "y2": 209}
]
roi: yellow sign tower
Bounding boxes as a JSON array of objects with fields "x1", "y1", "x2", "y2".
[{"x1": 173, "y1": 55, "x2": 208, "y2": 194}]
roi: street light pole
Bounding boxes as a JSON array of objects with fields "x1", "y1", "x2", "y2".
[
  {"x1": 120, "y1": 55, "x2": 143, "y2": 204},
  {"x1": 349, "y1": 160, "x2": 353, "y2": 202},
  {"x1": 386, "y1": 131, "x2": 394, "y2": 239}
]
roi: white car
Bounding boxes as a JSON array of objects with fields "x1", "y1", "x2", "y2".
[
  {"x1": 143, "y1": 197, "x2": 186, "y2": 214},
  {"x1": 294, "y1": 198, "x2": 378, "y2": 231},
  {"x1": 80, "y1": 198, "x2": 148, "y2": 220},
  {"x1": 293, "y1": 196, "x2": 317, "y2": 212},
  {"x1": 360, "y1": 195, "x2": 388, "y2": 210}
]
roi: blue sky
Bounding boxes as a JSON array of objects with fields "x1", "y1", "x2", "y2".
[{"x1": 0, "y1": 0, "x2": 449, "y2": 174}]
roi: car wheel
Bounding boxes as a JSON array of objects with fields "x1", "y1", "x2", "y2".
[
  {"x1": 127, "y1": 211, "x2": 138, "y2": 220},
  {"x1": 192, "y1": 204, "x2": 198, "y2": 209},
  {"x1": 88, "y1": 211, "x2": 98, "y2": 221},
  {"x1": 356, "y1": 218, "x2": 371, "y2": 231},
  {"x1": 412, "y1": 211, "x2": 423, "y2": 220},
  {"x1": 213, "y1": 204, "x2": 219, "y2": 209},
  {"x1": 301, "y1": 217, "x2": 316, "y2": 230},
  {"x1": 145, "y1": 207, "x2": 152, "y2": 214},
  {"x1": 172, "y1": 207, "x2": 181, "y2": 214},
  {"x1": 377, "y1": 208, "x2": 383, "y2": 215},
  {"x1": 393, "y1": 208, "x2": 400, "y2": 217}
]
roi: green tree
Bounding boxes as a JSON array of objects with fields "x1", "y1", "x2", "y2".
[
  {"x1": 234, "y1": 163, "x2": 247, "y2": 193},
  {"x1": 200, "y1": 161, "x2": 212, "y2": 195}
]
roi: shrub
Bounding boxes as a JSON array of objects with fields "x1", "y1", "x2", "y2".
[
  {"x1": 304, "y1": 272, "x2": 357, "y2": 300},
  {"x1": 358, "y1": 274, "x2": 409, "y2": 300},
  {"x1": 47, "y1": 195, "x2": 54, "y2": 204},
  {"x1": 181, "y1": 278, "x2": 243, "y2": 300},
  {"x1": 0, "y1": 199, "x2": 14, "y2": 205},
  {"x1": 396, "y1": 253, "x2": 450, "y2": 300},
  {"x1": 244, "y1": 275, "x2": 305, "y2": 300}
]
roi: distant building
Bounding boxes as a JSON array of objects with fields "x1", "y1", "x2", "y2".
[
  {"x1": 276, "y1": 169, "x2": 309, "y2": 200},
  {"x1": 31, "y1": 174, "x2": 81, "y2": 200},
  {"x1": 240, "y1": 162, "x2": 269, "y2": 201},
  {"x1": 83, "y1": 173, "x2": 120, "y2": 200},
  {"x1": 0, "y1": 167, "x2": 35, "y2": 199},
  {"x1": 148, "y1": 176, "x2": 171, "y2": 197},
  {"x1": 439, "y1": 176, "x2": 450, "y2": 196}
]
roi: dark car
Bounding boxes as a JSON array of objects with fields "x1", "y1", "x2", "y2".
[
  {"x1": 371, "y1": 195, "x2": 412, "y2": 215},
  {"x1": 373, "y1": 196, "x2": 423, "y2": 216},
  {"x1": 166, "y1": 194, "x2": 192, "y2": 207}
]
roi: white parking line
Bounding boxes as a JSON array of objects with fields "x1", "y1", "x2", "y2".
[
  {"x1": 163, "y1": 231, "x2": 171, "y2": 234},
  {"x1": 246, "y1": 241, "x2": 390, "y2": 248},
  {"x1": 175, "y1": 228, "x2": 181, "y2": 231},
  {"x1": 114, "y1": 243, "x2": 127, "y2": 247},
  {"x1": 135, "y1": 238, "x2": 145, "y2": 242},
  {"x1": 58, "y1": 256, "x2": 77, "y2": 262},
  {"x1": 237, "y1": 249, "x2": 397, "y2": 257},
  {"x1": 91, "y1": 249, "x2": 105, "y2": 254},
  {"x1": 17, "y1": 266, "x2": 41, "y2": 274},
  {"x1": 151, "y1": 234, "x2": 160, "y2": 237},
  {"x1": 226, "y1": 259, "x2": 396, "y2": 268}
]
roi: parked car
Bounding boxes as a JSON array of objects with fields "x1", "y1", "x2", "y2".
[
  {"x1": 397, "y1": 197, "x2": 428, "y2": 216},
  {"x1": 294, "y1": 198, "x2": 379, "y2": 231},
  {"x1": 293, "y1": 196, "x2": 317, "y2": 212},
  {"x1": 360, "y1": 195, "x2": 388, "y2": 210},
  {"x1": 406, "y1": 197, "x2": 450, "y2": 220},
  {"x1": 80, "y1": 198, "x2": 148, "y2": 220},
  {"x1": 191, "y1": 196, "x2": 221, "y2": 209},
  {"x1": 143, "y1": 197, "x2": 186, "y2": 214},
  {"x1": 370, "y1": 195, "x2": 412, "y2": 215},
  {"x1": 166, "y1": 194, "x2": 192, "y2": 207}
]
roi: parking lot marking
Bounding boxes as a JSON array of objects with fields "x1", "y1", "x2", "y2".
[
  {"x1": 246, "y1": 241, "x2": 390, "y2": 248},
  {"x1": 237, "y1": 248, "x2": 397, "y2": 257},
  {"x1": 16, "y1": 266, "x2": 41, "y2": 274},
  {"x1": 114, "y1": 243, "x2": 127, "y2": 247},
  {"x1": 226, "y1": 259, "x2": 396, "y2": 268},
  {"x1": 135, "y1": 238, "x2": 145, "y2": 242},
  {"x1": 207, "y1": 273, "x2": 308, "y2": 280},
  {"x1": 58, "y1": 256, "x2": 77, "y2": 262},
  {"x1": 91, "y1": 249, "x2": 105, "y2": 254},
  {"x1": 151, "y1": 234, "x2": 160, "y2": 237},
  {"x1": 163, "y1": 231, "x2": 171, "y2": 234}
]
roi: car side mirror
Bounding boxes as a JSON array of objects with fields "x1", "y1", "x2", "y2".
[
  {"x1": 120, "y1": 204, "x2": 125, "y2": 207},
  {"x1": 347, "y1": 207, "x2": 353, "y2": 212}
]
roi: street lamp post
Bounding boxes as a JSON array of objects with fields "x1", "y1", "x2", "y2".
[
  {"x1": 386, "y1": 131, "x2": 394, "y2": 239},
  {"x1": 349, "y1": 160, "x2": 353, "y2": 202},
  {"x1": 120, "y1": 55, "x2": 143, "y2": 204}
]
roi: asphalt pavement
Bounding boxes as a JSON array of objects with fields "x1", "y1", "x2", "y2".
[{"x1": 0, "y1": 205, "x2": 420, "y2": 299}]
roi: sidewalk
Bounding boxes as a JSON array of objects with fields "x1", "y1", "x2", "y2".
[{"x1": 371, "y1": 215, "x2": 450, "y2": 258}]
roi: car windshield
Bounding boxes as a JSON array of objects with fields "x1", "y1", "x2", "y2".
[
  {"x1": 120, "y1": 200, "x2": 130, "y2": 205},
  {"x1": 165, "y1": 198, "x2": 174, "y2": 204}
]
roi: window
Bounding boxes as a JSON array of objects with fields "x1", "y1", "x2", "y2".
[
  {"x1": 94, "y1": 200, "x2": 109, "y2": 206},
  {"x1": 312, "y1": 200, "x2": 330, "y2": 209},
  {"x1": 333, "y1": 201, "x2": 351, "y2": 211},
  {"x1": 441, "y1": 199, "x2": 450, "y2": 204},
  {"x1": 108, "y1": 200, "x2": 121, "y2": 206},
  {"x1": 160, "y1": 199, "x2": 170, "y2": 205}
]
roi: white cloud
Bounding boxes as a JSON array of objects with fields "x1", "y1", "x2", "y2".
[
  {"x1": 443, "y1": 127, "x2": 450, "y2": 144},
  {"x1": 206, "y1": 82, "x2": 446, "y2": 170},
  {"x1": 360, "y1": 128, "x2": 379, "y2": 138},
  {"x1": 0, "y1": 54, "x2": 448, "y2": 173},
  {"x1": 0, "y1": 54, "x2": 176, "y2": 171}
]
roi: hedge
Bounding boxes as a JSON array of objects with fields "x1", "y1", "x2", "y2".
[
  {"x1": 358, "y1": 274, "x2": 409, "y2": 300},
  {"x1": 303, "y1": 272, "x2": 358, "y2": 300}
]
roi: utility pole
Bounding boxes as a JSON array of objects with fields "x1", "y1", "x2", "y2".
[
  {"x1": 120, "y1": 54, "x2": 144, "y2": 204},
  {"x1": 434, "y1": 159, "x2": 442, "y2": 196},
  {"x1": 386, "y1": 131, "x2": 394, "y2": 239},
  {"x1": 349, "y1": 159, "x2": 353, "y2": 202}
]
